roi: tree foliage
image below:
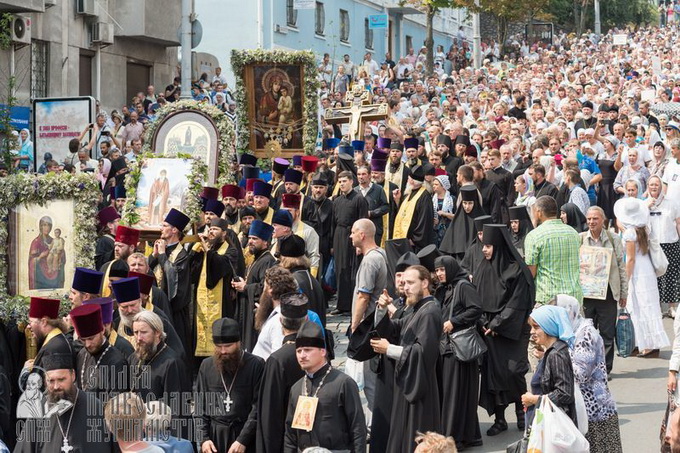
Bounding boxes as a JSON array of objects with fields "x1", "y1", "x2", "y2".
[{"x1": 543, "y1": 0, "x2": 657, "y2": 34}]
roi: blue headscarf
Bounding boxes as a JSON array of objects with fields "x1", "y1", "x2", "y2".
[{"x1": 530, "y1": 305, "x2": 575, "y2": 348}]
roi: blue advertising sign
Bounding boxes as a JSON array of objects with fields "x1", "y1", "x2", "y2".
[
  {"x1": 0, "y1": 104, "x2": 30, "y2": 130},
  {"x1": 368, "y1": 14, "x2": 388, "y2": 29}
]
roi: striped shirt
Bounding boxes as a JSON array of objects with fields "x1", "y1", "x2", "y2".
[{"x1": 524, "y1": 219, "x2": 583, "y2": 304}]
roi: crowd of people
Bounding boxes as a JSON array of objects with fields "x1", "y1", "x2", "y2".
[{"x1": 7, "y1": 18, "x2": 680, "y2": 453}]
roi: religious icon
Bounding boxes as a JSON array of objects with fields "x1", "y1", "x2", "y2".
[
  {"x1": 16, "y1": 371, "x2": 46, "y2": 419},
  {"x1": 10, "y1": 200, "x2": 75, "y2": 297},
  {"x1": 134, "y1": 158, "x2": 192, "y2": 228},
  {"x1": 291, "y1": 395, "x2": 318, "y2": 432}
]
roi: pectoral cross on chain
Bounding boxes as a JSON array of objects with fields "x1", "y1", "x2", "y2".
[
  {"x1": 224, "y1": 394, "x2": 233, "y2": 412},
  {"x1": 324, "y1": 85, "x2": 388, "y2": 141},
  {"x1": 61, "y1": 438, "x2": 74, "y2": 453}
]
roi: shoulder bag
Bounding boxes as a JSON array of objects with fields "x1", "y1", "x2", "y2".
[
  {"x1": 442, "y1": 280, "x2": 487, "y2": 362},
  {"x1": 648, "y1": 233, "x2": 669, "y2": 277}
]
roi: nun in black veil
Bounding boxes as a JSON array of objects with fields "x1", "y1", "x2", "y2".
[
  {"x1": 434, "y1": 255, "x2": 484, "y2": 450},
  {"x1": 475, "y1": 224, "x2": 534, "y2": 436},
  {"x1": 508, "y1": 206, "x2": 534, "y2": 258},
  {"x1": 460, "y1": 215, "x2": 493, "y2": 278},
  {"x1": 560, "y1": 202, "x2": 587, "y2": 232},
  {"x1": 440, "y1": 185, "x2": 486, "y2": 260}
]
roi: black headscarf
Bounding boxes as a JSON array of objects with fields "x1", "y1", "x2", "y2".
[
  {"x1": 508, "y1": 206, "x2": 534, "y2": 248},
  {"x1": 433, "y1": 255, "x2": 468, "y2": 309},
  {"x1": 440, "y1": 187, "x2": 486, "y2": 256},
  {"x1": 561, "y1": 203, "x2": 587, "y2": 232},
  {"x1": 474, "y1": 224, "x2": 535, "y2": 313}
]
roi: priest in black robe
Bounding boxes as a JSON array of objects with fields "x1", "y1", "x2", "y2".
[
  {"x1": 460, "y1": 215, "x2": 493, "y2": 277},
  {"x1": 332, "y1": 171, "x2": 369, "y2": 314},
  {"x1": 98, "y1": 224, "x2": 139, "y2": 299},
  {"x1": 277, "y1": 168, "x2": 319, "y2": 229},
  {"x1": 391, "y1": 165, "x2": 434, "y2": 253},
  {"x1": 440, "y1": 185, "x2": 486, "y2": 260},
  {"x1": 232, "y1": 220, "x2": 277, "y2": 350},
  {"x1": 485, "y1": 148, "x2": 515, "y2": 223},
  {"x1": 369, "y1": 265, "x2": 441, "y2": 453},
  {"x1": 434, "y1": 256, "x2": 483, "y2": 450},
  {"x1": 15, "y1": 353, "x2": 113, "y2": 453},
  {"x1": 384, "y1": 139, "x2": 411, "y2": 195},
  {"x1": 70, "y1": 304, "x2": 129, "y2": 402},
  {"x1": 440, "y1": 134, "x2": 463, "y2": 195},
  {"x1": 475, "y1": 224, "x2": 534, "y2": 435},
  {"x1": 370, "y1": 151, "x2": 399, "y2": 246},
  {"x1": 284, "y1": 322, "x2": 366, "y2": 452},
  {"x1": 308, "y1": 174, "x2": 334, "y2": 279},
  {"x1": 94, "y1": 206, "x2": 119, "y2": 270},
  {"x1": 83, "y1": 297, "x2": 135, "y2": 360},
  {"x1": 256, "y1": 293, "x2": 308, "y2": 452},
  {"x1": 195, "y1": 318, "x2": 264, "y2": 453},
  {"x1": 127, "y1": 270, "x2": 172, "y2": 320},
  {"x1": 147, "y1": 208, "x2": 194, "y2": 360},
  {"x1": 471, "y1": 162, "x2": 504, "y2": 223}
]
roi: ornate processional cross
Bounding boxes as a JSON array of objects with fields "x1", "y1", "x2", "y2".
[{"x1": 324, "y1": 85, "x2": 389, "y2": 141}]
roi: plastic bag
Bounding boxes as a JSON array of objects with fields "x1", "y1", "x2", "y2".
[
  {"x1": 344, "y1": 358, "x2": 364, "y2": 391},
  {"x1": 574, "y1": 382, "x2": 588, "y2": 435},
  {"x1": 529, "y1": 397, "x2": 589, "y2": 453},
  {"x1": 616, "y1": 308, "x2": 635, "y2": 358},
  {"x1": 322, "y1": 256, "x2": 336, "y2": 292}
]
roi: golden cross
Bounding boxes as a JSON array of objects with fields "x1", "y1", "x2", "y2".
[{"x1": 324, "y1": 85, "x2": 389, "y2": 141}]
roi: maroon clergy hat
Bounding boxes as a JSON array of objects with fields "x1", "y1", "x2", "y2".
[
  {"x1": 29, "y1": 297, "x2": 60, "y2": 319},
  {"x1": 70, "y1": 304, "x2": 104, "y2": 338}
]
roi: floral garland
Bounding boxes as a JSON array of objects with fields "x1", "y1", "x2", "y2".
[
  {"x1": 121, "y1": 153, "x2": 208, "y2": 227},
  {"x1": 230, "y1": 49, "x2": 319, "y2": 156},
  {"x1": 142, "y1": 99, "x2": 236, "y2": 185},
  {"x1": 0, "y1": 172, "x2": 99, "y2": 323}
]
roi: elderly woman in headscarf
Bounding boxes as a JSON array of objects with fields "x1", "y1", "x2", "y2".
[
  {"x1": 508, "y1": 206, "x2": 533, "y2": 258},
  {"x1": 435, "y1": 255, "x2": 483, "y2": 450},
  {"x1": 476, "y1": 224, "x2": 534, "y2": 436},
  {"x1": 432, "y1": 172, "x2": 454, "y2": 247},
  {"x1": 614, "y1": 147, "x2": 650, "y2": 195},
  {"x1": 521, "y1": 305, "x2": 577, "y2": 426},
  {"x1": 440, "y1": 185, "x2": 486, "y2": 260},
  {"x1": 555, "y1": 295, "x2": 622, "y2": 453},
  {"x1": 560, "y1": 202, "x2": 587, "y2": 232}
]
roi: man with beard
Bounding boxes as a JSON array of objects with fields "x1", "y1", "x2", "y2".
[
  {"x1": 331, "y1": 171, "x2": 369, "y2": 315},
  {"x1": 113, "y1": 185, "x2": 127, "y2": 212},
  {"x1": 190, "y1": 218, "x2": 239, "y2": 360},
  {"x1": 148, "y1": 208, "x2": 193, "y2": 359},
  {"x1": 95, "y1": 206, "x2": 119, "y2": 270},
  {"x1": 23, "y1": 297, "x2": 73, "y2": 376},
  {"x1": 256, "y1": 292, "x2": 309, "y2": 452},
  {"x1": 470, "y1": 161, "x2": 504, "y2": 223},
  {"x1": 68, "y1": 267, "x2": 104, "y2": 310},
  {"x1": 84, "y1": 297, "x2": 134, "y2": 357},
  {"x1": 71, "y1": 304, "x2": 129, "y2": 401},
  {"x1": 281, "y1": 193, "x2": 321, "y2": 277},
  {"x1": 111, "y1": 277, "x2": 185, "y2": 358},
  {"x1": 384, "y1": 138, "x2": 410, "y2": 195},
  {"x1": 279, "y1": 168, "x2": 318, "y2": 229},
  {"x1": 573, "y1": 100, "x2": 598, "y2": 135},
  {"x1": 392, "y1": 166, "x2": 434, "y2": 253},
  {"x1": 99, "y1": 224, "x2": 139, "y2": 297},
  {"x1": 355, "y1": 165, "x2": 389, "y2": 246},
  {"x1": 221, "y1": 183, "x2": 242, "y2": 230},
  {"x1": 237, "y1": 206, "x2": 257, "y2": 267},
  {"x1": 252, "y1": 266, "x2": 299, "y2": 359},
  {"x1": 252, "y1": 181, "x2": 275, "y2": 223},
  {"x1": 370, "y1": 265, "x2": 441, "y2": 453},
  {"x1": 308, "y1": 174, "x2": 334, "y2": 279},
  {"x1": 528, "y1": 164, "x2": 558, "y2": 199},
  {"x1": 15, "y1": 353, "x2": 112, "y2": 453},
  {"x1": 127, "y1": 263, "x2": 172, "y2": 318},
  {"x1": 128, "y1": 310, "x2": 189, "y2": 405},
  {"x1": 284, "y1": 322, "x2": 366, "y2": 452},
  {"x1": 370, "y1": 153, "x2": 398, "y2": 247},
  {"x1": 437, "y1": 134, "x2": 461, "y2": 193},
  {"x1": 232, "y1": 220, "x2": 277, "y2": 350},
  {"x1": 196, "y1": 317, "x2": 264, "y2": 453},
  {"x1": 202, "y1": 200, "x2": 245, "y2": 278}
]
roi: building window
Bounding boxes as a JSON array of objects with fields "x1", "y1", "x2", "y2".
[
  {"x1": 364, "y1": 18, "x2": 373, "y2": 50},
  {"x1": 315, "y1": 2, "x2": 325, "y2": 36},
  {"x1": 31, "y1": 40, "x2": 49, "y2": 99},
  {"x1": 340, "y1": 9, "x2": 349, "y2": 42},
  {"x1": 405, "y1": 35, "x2": 413, "y2": 53},
  {"x1": 286, "y1": 0, "x2": 297, "y2": 27}
]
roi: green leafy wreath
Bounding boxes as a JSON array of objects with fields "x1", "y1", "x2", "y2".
[
  {"x1": 0, "y1": 172, "x2": 99, "y2": 323},
  {"x1": 120, "y1": 153, "x2": 208, "y2": 228},
  {"x1": 230, "y1": 49, "x2": 320, "y2": 156},
  {"x1": 142, "y1": 99, "x2": 236, "y2": 185}
]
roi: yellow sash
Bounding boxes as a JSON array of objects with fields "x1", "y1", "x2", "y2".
[
  {"x1": 386, "y1": 162, "x2": 404, "y2": 191},
  {"x1": 153, "y1": 245, "x2": 182, "y2": 287},
  {"x1": 43, "y1": 327, "x2": 63, "y2": 346},
  {"x1": 143, "y1": 290, "x2": 155, "y2": 312},
  {"x1": 100, "y1": 260, "x2": 116, "y2": 297},
  {"x1": 194, "y1": 241, "x2": 229, "y2": 356},
  {"x1": 272, "y1": 179, "x2": 284, "y2": 197},
  {"x1": 381, "y1": 182, "x2": 390, "y2": 248},
  {"x1": 117, "y1": 321, "x2": 136, "y2": 348},
  {"x1": 393, "y1": 186, "x2": 427, "y2": 239},
  {"x1": 262, "y1": 207, "x2": 274, "y2": 224},
  {"x1": 108, "y1": 329, "x2": 119, "y2": 347}
]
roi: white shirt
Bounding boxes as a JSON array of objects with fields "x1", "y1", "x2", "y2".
[
  {"x1": 650, "y1": 197, "x2": 680, "y2": 243},
  {"x1": 252, "y1": 306, "x2": 283, "y2": 360},
  {"x1": 663, "y1": 159, "x2": 680, "y2": 203}
]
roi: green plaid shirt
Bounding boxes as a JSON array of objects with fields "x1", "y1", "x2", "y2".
[{"x1": 524, "y1": 219, "x2": 583, "y2": 304}]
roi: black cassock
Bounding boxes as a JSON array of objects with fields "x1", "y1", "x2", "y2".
[
  {"x1": 148, "y1": 242, "x2": 194, "y2": 361},
  {"x1": 239, "y1": 249, "x2": 277, "y2": 351},
  {"x1": 32, "y1": 331, "x2": 73, "y2": 371},
  {"x1": 401, "y1": 187, "x2": 435, "y2": 253},
  {"x1": 477, "y1": 179, "x2": 504, "y2": 223},
  {"x1": 440, "y1": 199, "x2": 485, "y2": 260},
  {"x1": 378, "y1": 296, "x2": 442, "y2": 453},
  {"x1": 15, "y1": 390, "x2": 113, "y2": 453},
  {"x1": 284, "y1": 364, "x2": 366, "y2": 452},
  {"x1": 195, "y1": 352, "x2": 264, "y2": 452},
  {"x1": 332, "y1": 190, "x2": 368, "y2": 312},
  {"x1": 94, "y1": 234, "x2": 114, "y2": 271},
  {"x1": 256, "y1": 335, "x2": 304, "y2": 453},
  {"x1": 148, "y1": 286, "x2": 172, "y2": 320},
  {"x1": 75, "y1": 340, "x2": 129, "y2": 402},
  {"x1": 486, "y1": 167, "x2": 515, "y2": 222},
  {"x1": 128, "y1": 341, "x2": 189, "y2": 404},
  {"x1": 291, "y1": 267, "x2": 326, "y2": 327},
  {"x1": 112, "y1": 306, "x2": 186, "y2": 359},
  {"x1": 460, "y1": 239, "x2": 484, "y2": 276},
  {"x1": 309, "y1": 196, "x2": 334, "y2": 276},
  {"x1": 110, "y1": 331, "x2": 134, "y2": 357}
]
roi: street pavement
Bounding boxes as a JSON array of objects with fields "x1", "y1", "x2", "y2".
[{"x1": 326, "y1": 312, "x2": 673, "y2": 452}]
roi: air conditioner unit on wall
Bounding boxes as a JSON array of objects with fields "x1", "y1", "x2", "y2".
[
  {"x1": 275, "y1": 24, "x2": 288, "y2": 34},
  {"x1": 76, "y1": 0, "x2": 96, "y2": 16},
  {"x1": 11, "y1": 15, "x2": 31, "y2": 46},
  {"x1": 92, "y1": 22, "x2": 114, "y2": 45},
  {"x1": 44, "y1": 0, "x2": 57, "y2": 8}
]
